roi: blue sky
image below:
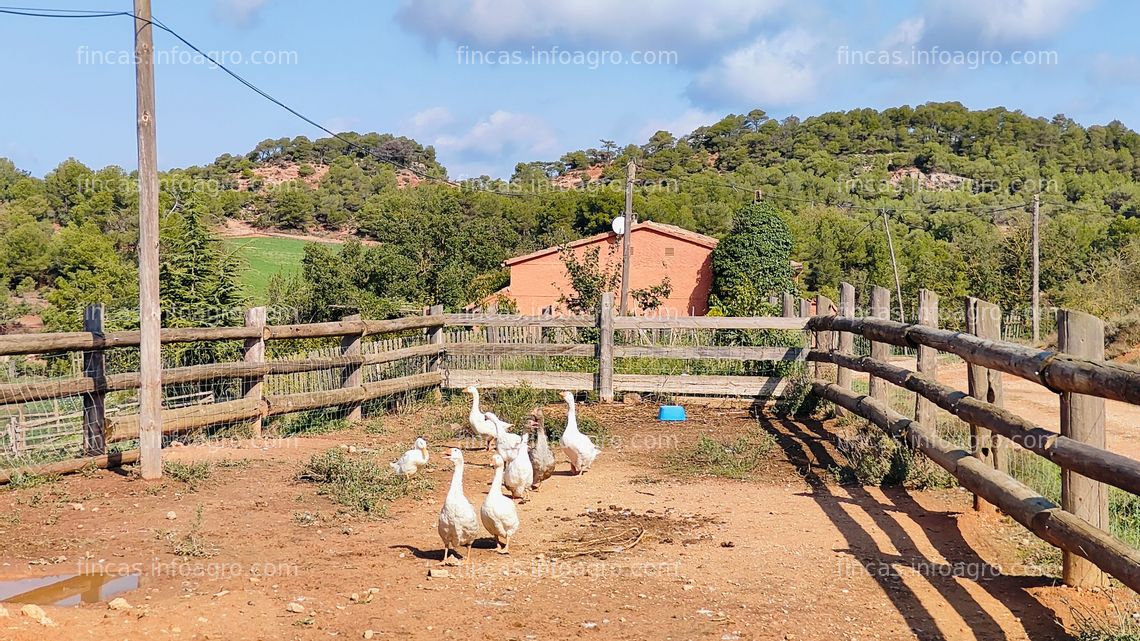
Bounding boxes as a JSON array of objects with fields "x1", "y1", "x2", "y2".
[{"x1": 0, "y1": 0, "x2": 1135, "y2": 179}]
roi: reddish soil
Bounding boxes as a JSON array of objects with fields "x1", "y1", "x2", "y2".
[
  {"x1": 0, "y1": 403, "x2": 1131, "y2": 640},
  {"x1": 219, "y1": 219, "x2": 378, "y2": 246},
  {"x1": 896, "y1": 356, "x2": 1140, "y2": 460}
]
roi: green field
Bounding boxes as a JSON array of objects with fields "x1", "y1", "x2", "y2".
[{"x1": 228, "y1": 236, "x2": 340, "y2": 303}]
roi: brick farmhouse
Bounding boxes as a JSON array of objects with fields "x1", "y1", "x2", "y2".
[{"x1": 493, "y1": 221, "x2": 726, "y2": 316}]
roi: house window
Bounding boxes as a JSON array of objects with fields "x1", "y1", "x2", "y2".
[{"x1": 664, "y1": 247, "x2": 675, "y2": 256}]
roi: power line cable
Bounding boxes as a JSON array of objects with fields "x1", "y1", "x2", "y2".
[{"x1": 0, "y1": 5, "x2": 515, "y2": 194}]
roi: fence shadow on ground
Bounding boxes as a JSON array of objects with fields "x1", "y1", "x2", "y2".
[{"x1": 758, "y1": 412, "x2": 1068, "y2": 641}]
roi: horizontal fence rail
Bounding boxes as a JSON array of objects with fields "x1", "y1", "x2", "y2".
[
  {"x1": 810, "y1": 282, "x2": 1140, "y2": 592},
  {"x1": 808, "y1": 315, "x2": 1140, "y2": 406}
]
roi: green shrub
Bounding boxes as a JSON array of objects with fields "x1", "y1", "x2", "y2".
[{"x1": 297, "y1": 449, "x2": 432, "y2": 515}]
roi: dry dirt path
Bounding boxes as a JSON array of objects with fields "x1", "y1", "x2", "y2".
[
  {"x1": 893, "y1": 355, "x2": 1140, "y2": 460},
  {"x1": 0, "y1": 404, "x2": 1124, "y2": 640}
]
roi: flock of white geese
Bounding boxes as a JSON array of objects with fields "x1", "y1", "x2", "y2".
[{"x1": 388, "y1": 385, "x2": 601, "y2": 563}]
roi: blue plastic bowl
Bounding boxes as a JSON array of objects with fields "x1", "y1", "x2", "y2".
[{"x1": 657, "y1": 405, "x2": 687, "y2": 421}]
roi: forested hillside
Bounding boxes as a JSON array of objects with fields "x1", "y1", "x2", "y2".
[{"x1": 2, "y1": 102, "x2": 1139, "y2": 344}]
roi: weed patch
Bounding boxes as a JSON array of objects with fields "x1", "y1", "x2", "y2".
[{"x1": 297, "y1": 449, "x2": 433, "y2": 516}]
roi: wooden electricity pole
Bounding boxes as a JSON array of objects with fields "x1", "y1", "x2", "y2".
[
  {"x1": 1032, "y1": 193, "x2": 1041, "y2": 343},
  {"x1": 882, "y1": 210, "x2": 905, "y2": 323},
  {"x1": 135, "y1": 0, "x2": 163, "y2": 480},
  {"x1": 618, "y1": 161, "x2": 636, "y2": 316}
]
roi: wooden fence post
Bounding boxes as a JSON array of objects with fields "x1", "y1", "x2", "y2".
[
  {"x1": 340, "y1": 313, "x2": 363, "y2": 423},
  {"x1": 82, "y1": 303, "x2": 107, "y2": 455},
  {"x1": 836, "y1": 282, "x2": 855, "y2": 416},
  {"x1": 427, "y1": 305, "x2": 444, "y2": 399},
  {"x1": 242, "y1": 306, "x2": 267, "y2": 438},
  {"x1": 868, "y1": 286, "x2": 890, "y2": 403},
  {"x1": 1058, "y1": 309, "x2": 1109, "y2": 587},
  {"x1": 914, "y1": 290, "x2": 938, "y2": 430},
  {"x1": 598, "y1": 292, "x2": 615, "y2": 402},
  {"x1": 781, "y1": 293, "x2": 795, "y2": 318},
  {"x1": 965, "y1": 297, "x2": 1006, "y2": 513},
  {"x1": 815, "y1": 294, "x2": 834, "y2": 383},
  {"x1": 485, "y1": 300, "x2": 501, "y2": 370}
]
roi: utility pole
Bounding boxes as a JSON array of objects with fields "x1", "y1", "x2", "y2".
[
  {"x1": 135, "y1": 0, "x2": 162, "y2": 480},
  {"x1": 882, "y1": 209, "x2": 905, "y2": 323},
  {"x1": 1032, "y1": 193, "x2": 1041, "y2": 343},
  {"x1": 618, "y1": 161, "x2": 636, "y2": 316}
]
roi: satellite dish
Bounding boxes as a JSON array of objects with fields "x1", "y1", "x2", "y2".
[{"x1": 612, "y1": 216, "x2": 626, "y2": 235}]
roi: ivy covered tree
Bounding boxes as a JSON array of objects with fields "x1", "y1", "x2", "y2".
[{"x1": 709, "y1": 201, "x2": 796, "y2": 313}]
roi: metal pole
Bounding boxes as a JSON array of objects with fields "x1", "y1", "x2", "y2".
[
  {"x1": 882, "y1": 210, "x2": 905, "y2": 323},
  {"x1": 619, "y1": 160, "x2": 636, "y2": 315}
]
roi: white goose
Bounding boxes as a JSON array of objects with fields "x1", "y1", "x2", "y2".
[
  {"x1": 503, "y1": 433, "x2": 534, "y2": 502},
  {"x1": 463, "y1": 386, "x2": 497, "y2": 450},
  {"x1": 479, "y1": 453, "x2": 520, "y2": 554},
  {"x1": 389, "y1": 437, "x2": 429, "y2": 477},
  {"x1": 437, "y1": 448, "x2": 480, "y2": 564},
  {"x1": 486, "y1": 412, "x2": 522, "y2": 459},
  {"x1": 560, "y1": 390, "x2": 600, "y2": 474}
]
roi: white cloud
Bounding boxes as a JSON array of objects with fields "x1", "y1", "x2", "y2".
[
  {"x1": 212, "y1": 0, "x2": 269, "y2": 28},
  {"x1": 687, "y1": 30, "x2": 820, "y2": 107},
  {"x1": 918, "y1": 0, "x2": 1091, "y2": 48},
  {"x1": 407, "y1": 107, "x2": 455, "y2": 132},
  {"x1": 881, "y1": 17, "x2": 925, "y2": 49},
  {"x1": 395, "y1": 0, "x2": 785, "y2": 63},
  {"x1": 434, "y1": 111, "x2": 558, "y2": 160},
  {"x1": 638, "y1": 108, "x2": 721, "y2": 141}
]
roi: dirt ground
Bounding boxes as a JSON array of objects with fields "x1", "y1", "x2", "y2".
[
  {"x1": 895, "y1": 355, "x2": 1140, "y2": 460},
  {"x1": 0, "y1": 402, "x2": 1132, "y2": 641}
]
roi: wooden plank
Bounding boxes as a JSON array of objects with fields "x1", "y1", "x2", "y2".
[
  {"x1": 340, "y1": 314, "x2": 363, "y2": 422},
  {"x1": 782, "y1": 293, "x2": 795, "y2": 318},
  {"x1": 966, "y1": 297, "x2": 1001, "y2": 514},
  {"x1": 444, "y1": 313, "x2": 595, "y2": 328},
  {"x1": 806, "y1": 314, "x2": 1140, "y2": 407},
  {"x1": 814, "y1": 295, "x2": 834, "y2": 382},
  {"x1": 868, "y1": 286, "x2": 890, "y2": 403},
  {"x1": 612, "y1": 316, "x2": 808, "y2": 330},
  {"x1": 362, "y1": 343, "x2": 442, "y2": 366},
  {"x1": 0, "y1": 450, "x2": 141, "y2": 485},
  {"x1": 107, "y1": 398, "x2": 262, "y2": 443},
  {"x1": 445, "y1": 343, "x2": 595, "y2": 357},
  {"x1": 836, "y1": 282, "x2": 855, "y2": 416},
  {"x1": 0, "y1": 326, "x2": 264, "y2": 356},
  {"x1": 1059, "y1": 309, "x2": 1109, "y2": 588},
  {"x1": 361, "y1": 371, "x2": 442, "y2": 401},
  {"x1": 264, "y1": 372, "x2": 442, "y2": 416},
  {"x1": 914, "y1": 290, "x2": 938, "y2": 431},
  {"x1": 598, "y1": 293, "x2": 615, "y2": 402},
  {"x1": 427, "y1": 304, "x2": 444, "y2": 378},
  {"x1": 241, "y1": 307, "x2": 267, "y2": 438},
  {"x1": 484, "y1": 301, "x2": 502, "y2": 370},
  {"x1": 613, "y1": 374, "x2": 788, "y2": 397},
  {"x1": 81, "y1": 303, "x2": 106, "y2": 455},
  {"x1": 444, "y1": 370, "x2": 595, "y2": 391},
  {"x1": 612, "y1": 345, "x2": 806, "y2": 361},
  {"x1": 360, "y1": 315, "x2": 443, "y2": 335}
]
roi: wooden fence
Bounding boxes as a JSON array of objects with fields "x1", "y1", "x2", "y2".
[
  {"x1": 442, "y1": 292, "x2": 811, "y2": 399},
  {"x1": 806, "y1": 282, "x2": 1140, "y2": 592},
  {"x1": 0, "y1": 293, "x2": 813, "y2": 480}
]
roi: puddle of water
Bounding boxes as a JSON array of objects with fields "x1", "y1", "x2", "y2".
[{"x1": 0, "y1": 573, "x2": 140, "y2": 607}]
